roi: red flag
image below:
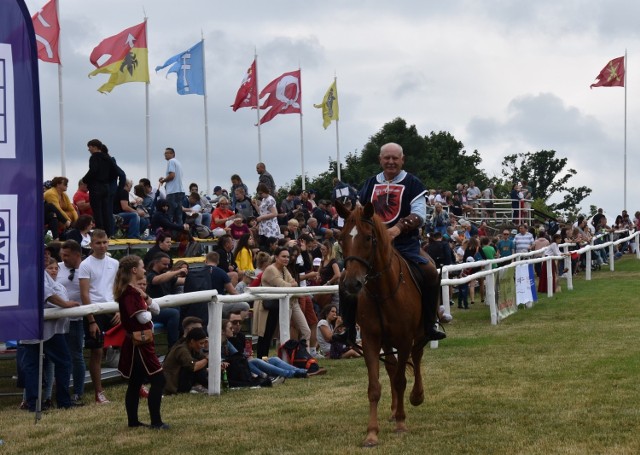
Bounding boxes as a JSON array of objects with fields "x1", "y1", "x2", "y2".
[
  {"x1": 31, "y1": 0, "x2": 60, "y2": 63},
  {"x1": 231, "y1": 59, "x2": 258, "y2": 111},
  {"x1": 89, "y1": 21, "x2": 147, "y2": 70},
  {"x1": 590, "y1": 56, "x2": 625, "y2": 88},
  {"x1": 258, "y1": 70, "x2": 301, "y2": 125}
]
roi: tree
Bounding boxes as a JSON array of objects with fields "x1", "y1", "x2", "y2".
[{"x1": 500, "y1": 150, "x2": 591, "y2": 215}]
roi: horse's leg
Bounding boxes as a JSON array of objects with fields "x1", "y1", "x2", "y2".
[
  {"x1": 382, "y1": 346, "x2": 398, "y2": 422},
  {"x1": 409, "y1": 342, "x2": 425, "y2": 406},
  {"x1": 362, "y1": 337, "x2": 382, "y2": 448},
  {"x1": 392, "y1": 345, "x2": 411, "y2": 434}
]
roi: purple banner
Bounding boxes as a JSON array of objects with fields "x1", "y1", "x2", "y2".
[{"x1": 0, "y1": 0, "x2": 44, "y2": 341}]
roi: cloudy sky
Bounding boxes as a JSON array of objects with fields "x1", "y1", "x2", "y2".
[{"x1": 25, "y1": 0, "x2": 640, "y2": 216}]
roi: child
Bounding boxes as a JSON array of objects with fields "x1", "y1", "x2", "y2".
[
  {"x1": 457, "y1": 257, "x2": 474, "y2": 309},
  {"x1": 229, "y1": 215, "x2": 250, "y2": 240}
]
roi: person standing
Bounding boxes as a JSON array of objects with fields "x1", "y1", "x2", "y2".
[
  {"x1": 82, "y1": 139, "x2": 113, "y2": 233},
  {"x1": 256, "y1": 162, "x2": 276, "y2": 196},
  {"x1": 58, "y1": 240, "x2": 86, "y2": 403},
  {"x1": 159, "y1": 147, "x2": 184, "y2": 224},
  {"x1": 113, "y1": 255, "x2": 168, "y2": 429},
  {"x1": 252, "y1": 183, "x2": 280, "y2": 248},
  {"x1": 514, "y1": 224, "x2": 534, "y2": 254},
  {"x1": 78, "y1": 229, "x2": 119, "y2": 404},
  {"x1": 338, "y1": 142, "x2": 445, "y2": 346}
]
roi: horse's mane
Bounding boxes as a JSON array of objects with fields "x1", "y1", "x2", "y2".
[{"x1": 347, "y1": 204, "x2": 393, "y2": 261}]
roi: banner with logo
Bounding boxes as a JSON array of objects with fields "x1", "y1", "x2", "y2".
[
  {"x1": 496, "y1": 267, "x2": 517, "y2": 321},
  {"x1": 515, "y1": 263, "x2": 537, "y2": 308},
  {"x1": 0, "y1": 0, "x2": 44, "y2": 341}
]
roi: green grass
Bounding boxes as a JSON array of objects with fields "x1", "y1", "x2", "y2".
[{"x1": 0, "y1": 256, "x2": 639, "y2": 454}]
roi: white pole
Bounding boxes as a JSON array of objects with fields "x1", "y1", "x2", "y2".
[
  {"x1": 546, "y1": 257, "x2": 553, "y2": 297},
  {"x1": 279, "y1": 296, "x2": 292, "y2": 347},
  {"x1": 208, "y1": 299, "x2": 223, "y2": 396},
  {"x1": 202, "y1": 36, "x2": 211, "y2": 195},
  {"x1": 255, "y1": 50, "x2": 262, "y2": 163},
  {"x1": 56, "y1": 0, "x2": 65, "y2": 176},
  {"x1": 624, "y1": 49, "x2": 628, "y2": 211},
  {"x1": 144, "y1": 17, "x2": 150, "y2": 179},
  {"x1": 300, "y1": 110, "x2": 305, "y2": 191},
  {"x1": 334, "y1": 76, "x2": 340, "y2": 181},
  {"x1": 485, "y1": 266, "x2": 497, "y2": 325}
]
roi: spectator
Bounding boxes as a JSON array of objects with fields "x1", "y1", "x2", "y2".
[
  {"x1": 143, "y1": 230, "x2": 174, "y2": 268},
  {"x1": 73, "y1": 179, "x2": 93, "y2": 216},
  {"x1": 497, "y1": 229, "x2": 515, "y2": 264},
  {"x1": 233, "y1": 233, "x2": 255, "y2": 273},
  {"x1": 229, "y1": 215, "x2": 250, "y2": 240},
  {"x1": 211, "y1": 196, "x2": 237, "y2": 232},
  {"x1": 114, "y1": 179, "x2": 149, "y2": 239},
  {"x1": 62, "y1": 214, "x2": 94, "y2": 257},
  {"x1": 288, "y1": 245, "x2": 320, "y2": 358},
  {"x1": 481, "y1": 183, "x2": 496, "y2": 219},
  {"x1": 78, "y1": 229, "x2": 119, "y2": 404},
  {"x1": 230, "y1": 174, "x2": 249, "y2": 211},
  {"x1": 425, "y1": 231, "x2": 454, "y2": 269},
  {"x1": 216, "y1": 234, "x2": 240, "y2": 285},
  {"x1": 82, "y1": 139, "x2": 113, "y2": 234},
  {"x1": 457, "y1": 257, "x2": 475, "y2": 309},
  {"x1": 514, "y1": 224, "x2": 534, "y2": 253},
  {"x1": 113, "y1": 255, "x2": 167, "y2": 429},
  {"x1": 134, "y1": 182, "x2": 155, "y2": 218},
  {"x1": 317, "y1": 305, "x2": 360, "y2": 359},
  {"x1": 101, "y1": 143, "x2": 127, "y2": 238},
  {"x1": 532, "y1": 230, "x2": 551, "y2": 277},
  {"x1": 538, "y1": 233, "x2": 565, "y2": 293},
  {"x1": 233, "y1": 185, "x2": 255, "y2": 221},
  {"x1": 431, "y1": 203, "x2": 449, "y2": 236},
  {"x1": 145, "y1": 252, "x2": 187, "y2": 350},
  {"x1": 159, "y1": 147, "x2": 185, "y2": 224},
  {"x1": 183, "y1": 191, "x2": 212, "y2": 228},
  {"x1": 163, "y1": 327, "x2": 209, "y2": 395},
  {"x1": 510, "y1": 182, "x2": 524, "y2": 224},
  {"x1": 44, "y1": 176, "x2": 78, "y2": 230},
  {"x1": 150, "y1": 199, "x2": 190, "y2": 237},
  {"x1": 252, "y1": 183, "x2": 280, "y2": 248},
  {"x1": 256, "y1": 162, "x2": 276, "y2": 196}
]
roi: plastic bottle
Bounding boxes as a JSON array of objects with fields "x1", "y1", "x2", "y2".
[
  {"x1": 222, "y1": 370, "x2": 229, "y2": 390},
  {"x1": 243, "y1": 337, "x2": 253, "y2": 358}
]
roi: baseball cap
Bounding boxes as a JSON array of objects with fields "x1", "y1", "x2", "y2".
[{"x1": 313, "y1": 258, "x2": 321, "y2": 267}]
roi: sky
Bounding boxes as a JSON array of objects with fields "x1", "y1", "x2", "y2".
[{"x1": 25, "y1": 0, "x2": 640, "y2": 217}]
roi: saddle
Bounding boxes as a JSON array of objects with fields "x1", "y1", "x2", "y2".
[{"x1": 399, "y1": 255, "x2": 424, "y2": 295}]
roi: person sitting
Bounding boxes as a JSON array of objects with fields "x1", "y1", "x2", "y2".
[
  {"x1": 233, "y1": 233, "x2": 255, "y2": 273},
  {"x1": 229, "y1": 215, "x2": 250, "y2": 240},
  {"x1": 114, "y1": 179, "x2": 149, "y2": 239},
  {"x1": 222, "y1": 319, "x2": 272, "y2": 388},
  {"x1": 44, "y1": 176, "x2": 78, "y2": 232},
  {"x1": 150, "y1": 199, "x2": 190, "y2": 237},
  {"x1": 316, "y1": 305, "x2": 360, "y2": 359},
  {"x1": 61, "y1": 214, "x2": 94, "y2": 257},
  {"x1": 183, "y1": 191, "x2": 212, "y2": 227},
  {"x1": 216, "y1": 234, "x2": 240, "y2": 285},
  {"x1": 163, "y1": 327, "x2": 209, "y2": 394},
  {"x1": 211, "y1": 196, "x2": 237, "y2": 232},
  {"x1": 143, "y1": 230, "x2": 174, "y2": 268}
]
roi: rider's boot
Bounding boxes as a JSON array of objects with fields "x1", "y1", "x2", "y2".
[
  {"x1": 419, "y1": 262, "x2": 446, "y2": 343},
  {"x1": 332, "y1": 284, "x2": 358, "y2": 345}
]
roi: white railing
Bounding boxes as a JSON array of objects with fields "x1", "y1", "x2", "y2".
[
  {"x1": 40, "y1": 230, "x2": 638, "y2": 395},
  {"x1": 43, "y1": 286, "x2": 338, "y2": 396}
]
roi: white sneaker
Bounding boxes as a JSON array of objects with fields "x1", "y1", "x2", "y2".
[
  {"x1": 190, "y1": 384, "x2": 208, "y2": 394},
  {"x1": 95, "y1": 391, "x2": 110, "y2": 404},
  {"x1": 271, "y1": 376, "x2": 286, "y2": 385}
]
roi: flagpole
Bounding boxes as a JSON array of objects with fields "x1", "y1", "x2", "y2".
[
  {"x1": 144, "y1": 16, "x2": 150, "y2": 180},
  {"x1": 55, "y1": 0, "x2": 65, "y2": 176},
  {"x1": 623, "y1": 49, "x2": 627, "y2": 211},
  {"x1": 202, "y1": 35, "x2": 211, "y2": 195},
  {"x1": 299, "y1": 67, "x2": 305, "y2": 191},
  {"x1": 334, "y1": 75, "x2": 341, "y2": 181},
  {"x1": 255, "y1": 49, "x2": 262, "y2": 163}
]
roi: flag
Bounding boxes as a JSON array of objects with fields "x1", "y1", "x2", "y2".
[
  {"x1": 313, "y1": 80, "x2": 339, "y2": 129},
  {"x1": 590, "y1": 56, "x2": 625, "y2": 89},
  {"x1": 231, "y1": 59, "x2": 258, "y2": 111},
  {"x1": 155, "y1": 40, "x2": 205, "y2": 95},
  {"x1": 258, "y1": 70, "x2": 301, "y2": 125},
  {"x1": 31, "y1": 0, "x2": 60, "y2": 63},
  {"x1": 88, "y1": 21, "x2": 149, "y2": 93}
]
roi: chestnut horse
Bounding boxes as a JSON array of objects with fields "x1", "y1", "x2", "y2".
[{"x1": 336, "y1": 201, "x2": 439, "y2": 447}]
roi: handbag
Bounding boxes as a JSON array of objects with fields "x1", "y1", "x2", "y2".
[
  {"x1": 262, "y1": 299, "x2": 279, "y2": 311},
  {"x1": 131, "y1": 329, "x2": 154, "y2": 346}
]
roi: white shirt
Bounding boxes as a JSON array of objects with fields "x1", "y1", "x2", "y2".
[
  {"x1": 78, "y1": 254, "x2": 118, "y2": 304},
  {"x1": 57, "y1": 262, "x2": 82, "y2": 321}
]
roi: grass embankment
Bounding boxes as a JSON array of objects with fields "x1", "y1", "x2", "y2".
[{"x1": 0, "y1": 256, "x2": 638, "y2": 454}]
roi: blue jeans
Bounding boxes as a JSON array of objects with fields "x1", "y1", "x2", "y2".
[
  {"x1": 65, "y1": 320, "x2": 86, "y2": 397},
  {"x1": 394, "y1": 236, "x2": 427, "y2": 264},
  {"x1": 166, "y1": 192, "x2": 185, "y2": 224},
  {"x1": 23, "y1": 335, "x2": 72, "y2": 410},
  {"x1": 248, "y1": 357, "x2": 307, "y2": 378},
  {"x1": 153, "y1": 308, "x2": 180, "y2": 350},
  {"x1": 117, "y1": 212, "x2": 149, "y2": 238}
]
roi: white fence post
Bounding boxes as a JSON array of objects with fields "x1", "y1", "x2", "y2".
[
  {"x1": 208, "y1": 298, "x2": 223, "y2": 396},
  {"x1": 546, "y1": 257, "x2": 553, "y2": 298},
  {"x1": 609, "y1": 233, "x2": 615, "y2": 271},
  {"x1": 441, "y1": 269, "x2": 450, "y2": 314},
  {"x1": 279, "y1": 296, "x2": 291, "y2": 347},
  {"x1": 485, "y1": 265, "x2": 497, "y2": 325},
  {"x1": 585, "y1": 249, "x2": 592, "y2": 281}
]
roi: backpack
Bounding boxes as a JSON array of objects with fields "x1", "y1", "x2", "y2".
[
  {"x1": 194, "y1": 224, "x2": 213, "y2": 239},
  {"x1": 225, "y1": 351, "x2": 271, "y2": 388},
  {"x1": 181, "y1": 265, "x2": 216, "y2": 324},
  {"x1": 277, "y1": 339, "x2": 319, "y2": 373},
  {"x1": 184, "y1": 240, "x2": 205, "y2": 257}
]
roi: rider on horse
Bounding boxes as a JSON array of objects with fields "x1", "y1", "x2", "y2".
[{"x1": 336, "y1": 142, "x2": 446, "y2": 346}]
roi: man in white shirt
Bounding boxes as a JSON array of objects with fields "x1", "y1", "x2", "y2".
[
  {"x1": 159, "y1": 147, "x2": 184, "y2": 224},
  {"x1": 78, "y1": 229, "x2": 119, "y2": 404},
  {"x1": 514, "y1": 224, "x2": 535, "y2": 253},
  {"x1": 58, "y1": 239, "x2": 86, "y2": 403}
]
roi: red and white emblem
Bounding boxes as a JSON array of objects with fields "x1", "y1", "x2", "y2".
[{"x1": 370, "y1": 184, "x2": 405, "y2": 224}]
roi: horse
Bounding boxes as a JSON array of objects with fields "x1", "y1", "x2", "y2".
[{"x1": 336, "y1": 201, "x2": 440, "y2": 448}]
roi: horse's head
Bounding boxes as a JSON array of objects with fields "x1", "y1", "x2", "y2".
[{"x1": 337, "y1": 200, "x2": 390, "y2": 296}]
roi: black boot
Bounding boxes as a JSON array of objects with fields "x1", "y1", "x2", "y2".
[
  {"x1": 419, "y1": 265, "x2": 446, "y2": 343},
  {"x1": 332, "y1": 284, "x2": 358, "y2": 345}
]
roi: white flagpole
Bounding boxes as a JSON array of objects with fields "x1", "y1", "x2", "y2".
[
  {"x1": 56, "y1": 0, "x2": 65, "y2": 177},
  {"x1": 623, "y1": 49, "x2": 627, "y2": 211},
  {"x1": 202, "y1": 35, "x2": 211, "y2": 195},
  {"x1": 299, "y1": 67, "x2": 305, "y2": 190},
  {"x1": 255, "y1": 49, "x2": 262, "y2": 163},
  {"x1": 334, "y1": 75, "x2": 340, "y2": 181},
  {"x1": 144, "y1": 16, "x2": 150, "y2": 179}
]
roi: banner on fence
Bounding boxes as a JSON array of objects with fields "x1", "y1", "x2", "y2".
[
  {"x1": 515, "y1": 264, "x2": 537, "y2": 308},
  {"x1": 0, "y1": 0, "x2": 44, "y2": 341},
  {"x1": 497, "y1": 267, "x2": 517, "y2": 321}
]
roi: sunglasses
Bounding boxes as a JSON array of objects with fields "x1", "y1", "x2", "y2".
[
  {"x1": 230, "y1": 320, "x2": 242, "y2": 325},
  {"x1": 68, "y1": 268, "x2": 76, "y2": 281}
]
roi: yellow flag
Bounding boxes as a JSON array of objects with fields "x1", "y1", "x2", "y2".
[{"x1": 313, "y1": 80, "x2": 339, "y2": 129}]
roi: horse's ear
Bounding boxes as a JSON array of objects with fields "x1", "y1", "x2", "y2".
[
  {"x1": 335, "y1": 199, "x2": 351, "y2": 220},
  {"x1": 363, "y1": 202, "x2": 375, "y2": 220}
]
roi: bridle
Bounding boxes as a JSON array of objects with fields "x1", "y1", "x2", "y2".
[{"x1": 343, "y1": 217, "x2": 404, "y2": 300}]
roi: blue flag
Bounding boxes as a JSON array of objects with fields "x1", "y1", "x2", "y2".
[{"x1": 155, "y1": 40, "x2": 205, "y2": 95}]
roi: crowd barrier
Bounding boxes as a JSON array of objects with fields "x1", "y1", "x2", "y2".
[{"x1": 41, "y1": 230, "x2": 638, "y2": 395}]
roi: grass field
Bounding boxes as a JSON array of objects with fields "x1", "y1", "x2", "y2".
[{"x1": 0, "y1": 255, "x2": 639, "y2": 454}]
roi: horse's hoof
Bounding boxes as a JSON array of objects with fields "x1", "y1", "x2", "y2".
[
  {"x1": 395, "y1": 424, "x2": 408, "y2": 434},
  {"x1": 363, "y1": 438, "x2": 378, "y2": 448},
  {"x1": 410, "y1": 391, "x2": 424, "y2": 406}
]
